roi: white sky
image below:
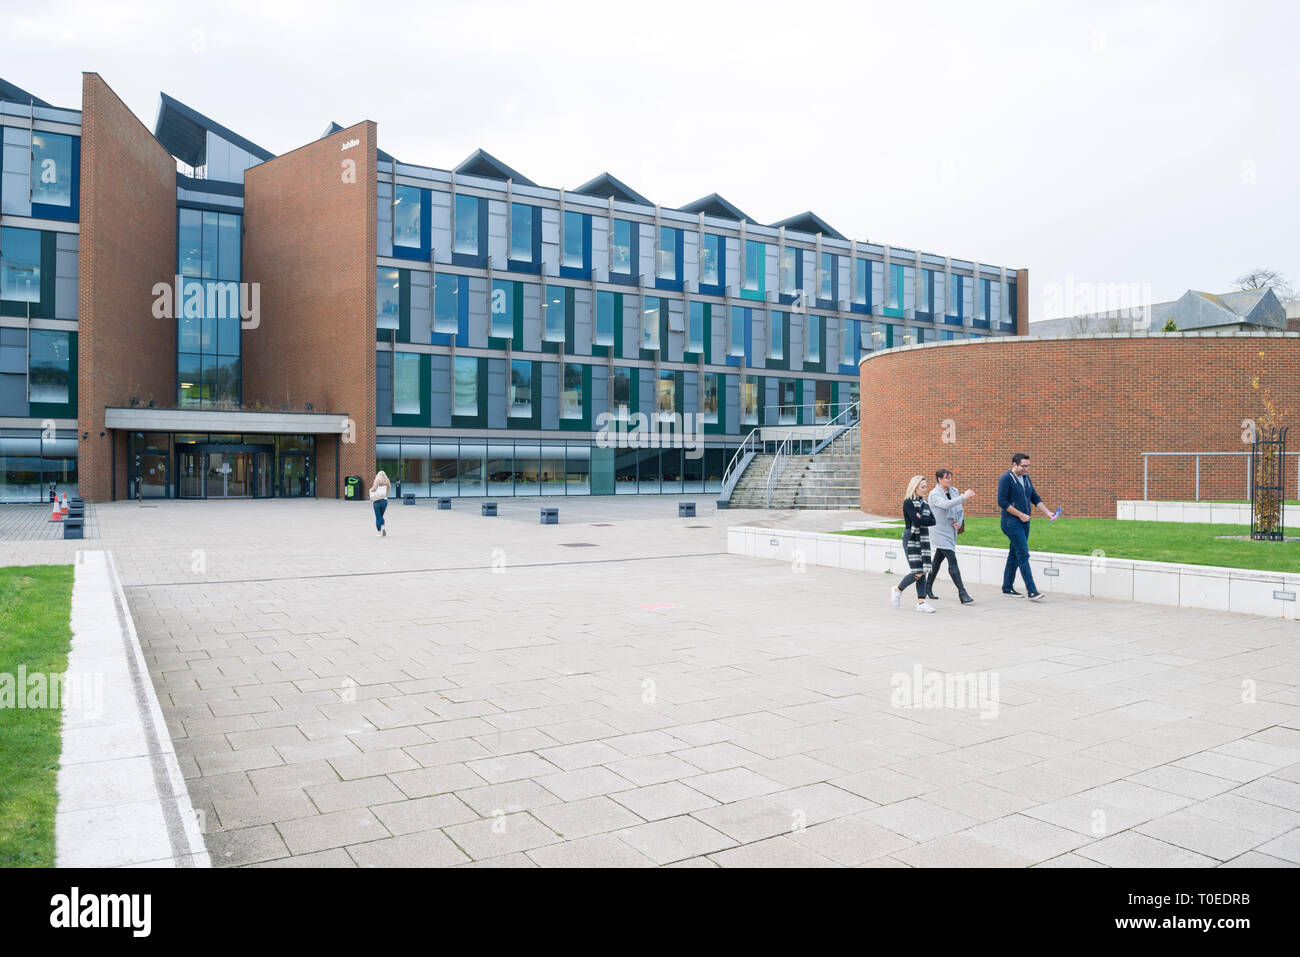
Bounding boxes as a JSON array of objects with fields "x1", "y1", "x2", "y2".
[{"x1": 3, "y1": 0, "x2": 1297, "y2": 318}]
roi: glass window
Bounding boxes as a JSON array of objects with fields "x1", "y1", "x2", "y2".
[
  {"x1": 780, "y1": 247, "x2": 797, "y2": 295},
  {"x1": 819, "y1": 252, "x2": 834, "y2": 301},
  {"x1": 779, "y1": 379, "x2": 797, "y2": 425},
  {"x1": 454, "y1": 194, "x2": 479, "y2": 255},
  {"x1": 815, "y1": 379, "x2": 832, "y2": 423},
  {"x1": 544, "y1": 285, "x2": 566, "y2": 342},
  {"x1": 769, "y1": 311, "x2": 784, "y2": 359},
  {"x1": 657, "y1": 226, "x2": 679, "y2": 280},
  {"x1": 641, "y1": 296, "x2": 660, "y2": 351},
  {"x1": 217, "y1": 214, "x2": 240, "y2": 279},
  {"x1": 949, "y1": 275, "x2": 964, "y2": 317},
  {"x1": 0, "y1": 227, "x2": 41, "y2": 303},
  {"x1": 807, "y1": 314, "x2": 821, "y2": 361},
  {"x1": 855, "y1": 258, "x2": 870, "y2": 306},
  {"x1": 510, "y1": 203, "x2": 534, "y2": 261},
  {"x1": 394, "y1": 353, "x2": 421, "y2": 415},
  {"x1": 729, "y1": 305, "x2": 746, "y2": 357},
  {"x1": 612, "y1": 367, "x2": 632, "y2": 414},
  {"x1": 889, "y1": 263, "x2": 904, "y2": 309},
  {"x1": 202, "y1": 211, "x2": 219, "y2": 279},
  {"x1": 178, "y1": 209, "x2": 202, "y2": 277},
  {"x1": 744, "y1": 240, "x2": 764, "y2": 292},
  {"x1": 454, "y1": 356, "x2": 477, "y2": 415},
  {"x1": 741, "y1": 374, "x2": 760, "y2": 425},
  {"x1": 562, "y1": 365, "x2": 583, "y2": 419},
  {"x1": 611, "y1": 219, "x2": 633, "y2": 275},
  {"x1": 687, "y1": 301, "x2": 704, "y2": 353},
  {"x1": 842, "y1": 318, "x2": 855, "y2": 365},
  {"x1": 377, "y1": 268, "x2": 400, "y2": 330},
  {"x1": 394, "y1": 185, "x2": 422, "y2": 249},
  {"x1": 491, "y1": 279, "x2": 513, "y2": 338},
  {"x1": 979, "y1": 278, "x2": 991, "y2": 321},
  {"x1": 921, "y1": 268, "x2": 934, "y2": 313},
  {"x1": 30, "y1": 133, "x2": 73, "y2": 208},
  {"x1": 178, "y1": 353, "x2": 202, "y2": 406},
  {"x1": 656, "y1": 371, "x2": 676, "y2": 413},
  {"x1": 701, "y1": 234, "x2": 722, "y2": 287},
  {"x1": 434, "y1": 273, "x2": 459, "y2": 333},
  {"x1": 595, "y1": 291, "x2": 615, "y2": 346},
  {"x1": 28, "y1": 330, "x2": 70, "y2": 403},
  {"x1": 509, "y1": 360, "x2": 532, "y2": 417},
  {"x1": 701, "y1": 372, "x2": 719, "y2": 424},
  {"x1": 563, "y1": 210, "x2": 586, "y2": 268}
]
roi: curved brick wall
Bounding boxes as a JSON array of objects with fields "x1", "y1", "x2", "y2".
[{"x1": 858, "y1": 334, "x2": 1300, "y2": 518}]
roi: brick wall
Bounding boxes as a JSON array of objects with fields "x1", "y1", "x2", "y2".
[
  {"x1": 859, "y1": 334, "x2": 1300, "y2": 518},
  {"x1": 242, "y1": 122, "x2": 376, "y2": 497},
  {"x1": 77, "y1": 73, "x2": 178, "y2": 502}
]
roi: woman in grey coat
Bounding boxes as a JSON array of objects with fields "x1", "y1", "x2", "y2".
[{"x1": 927, "y1": 468, "x2": 975, "y2": 604}]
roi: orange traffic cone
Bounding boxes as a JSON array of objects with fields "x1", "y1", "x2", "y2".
[
  {"x1": 50, "y1": 496, "x2": 63, "y2": 523},
  {"x1": 60, "y1": 494, "x2": 69, "y2": 517}
]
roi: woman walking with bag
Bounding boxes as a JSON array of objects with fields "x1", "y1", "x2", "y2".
[
  {"x1": 890, "y1": 475, "x2": 937, "y2": 613},
  {"x1": 926, "y1": 468, "x2": 975, "y2": 604},
  {"x1": 370, "y1": 470, "x2": 391, "y2": 537}
]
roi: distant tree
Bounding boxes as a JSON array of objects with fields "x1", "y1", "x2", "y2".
[
  {"x1": 1235, "y1": 268, "x2": 1295, "y2": 304},
  {"x1": 1162, "y1": 318, "x2": 1178, "y2": 332}
]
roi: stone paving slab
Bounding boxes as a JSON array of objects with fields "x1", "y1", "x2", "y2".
[{"x1": 7, "y1": 498, "x2": 1300, "y2": 866}]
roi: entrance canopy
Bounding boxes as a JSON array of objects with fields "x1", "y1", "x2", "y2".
[{"x1": 105, "y1": 407, "x2": 351, "y2": 435}]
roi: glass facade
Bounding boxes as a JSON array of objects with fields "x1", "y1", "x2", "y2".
[
  {"x1": 0, "y1": 227, "x2": 40, "y2": 303},
  {"x1": 454, "y1": 195, "x2": 479, "y2": 254},
  {"x1": 769, "y1": 311, "x2": 784, "y2": 359},
  {"x1": 562, "y1": 364, "x2": 582, "y2": 419},
  {"x1": 491, "y1": 279, "x2": 513, "y2": 338},
  {"x1": 657, "y1": 226, "x2": 679, "y2": 280},
  {"x1": 453, "y1": 356, "x2": 477, "y2": 415},
  {"x1": 701, "y1": 234, "x2": 722, "y2": 287},
  {"x1": 177, "y1": 208, "x2": 243, "y2": 407},
  {"x1": 28, "y1": 330, "x2": 70, "y2": 404},
  {"x1": 510, "y1": 203, "x2": 534, "y2": 261},
  {"x1": 378, "y1": 268, "x2": 400, "y2": 330},
  {"x1": 544, "y1": 285, "x2": 565, "y2": 342},
  {"x1": 563, "y1": 211, "x2": 586, "y2": 268},
  {"x1": 642, "y1": 296, "x2": 660, "y2": 351},
  {"x1": 595, "y1": 291, "x2": 615, "y2": 346},
  {"x1": 31, "y1": 133, "x2": 74, "y2": 209},
  {"x1": 0, "y1": 429, "x2": 77, "y2": 501},
  {"x1": 780, "y1": 247, "x2": 797, "y2": 295},
  {"x1": 687, "y1": 301, "x2": 704, "y2": 353},
  {"x1": 611, "y1": 219, "x2": 633, "y2": 275},
  {"x1": 743, "y1": 240, "x2": 764, "y2": 293},
  {"x1": 510, "y1": 360, "x2": 532, "y2": 417},
  {"x1": 393, "y1": 185, "x2": 422, "y2": 249}
]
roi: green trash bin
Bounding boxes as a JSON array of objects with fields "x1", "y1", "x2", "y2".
[{"x1": 344, "y1": 475, "x2": 363, "y2": 501}]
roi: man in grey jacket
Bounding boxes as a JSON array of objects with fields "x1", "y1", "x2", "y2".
[{"x1": 927, "y1": 468, "x2": 975, "y2": 604}]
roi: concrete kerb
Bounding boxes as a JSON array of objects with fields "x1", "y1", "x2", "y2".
[
  {"x1": 55, "y1": 550, "x2": 210, "y2": 868},
  {"x1": 728, "y1": 525, "x2": 1300, "y2": 619}
]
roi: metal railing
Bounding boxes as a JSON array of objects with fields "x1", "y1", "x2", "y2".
[
  {"x1": 1141, "y1": 451, "x2": 1300, "y2": 500},
  {"x1": 718, "y1": 428, "x2": 761, "y2": 503},
  {"x1": 765, "y1": 430, "x2": 796, "y2": 508},
  {"x1": 758, "y1": 401, "x2": 859, "y2": 427},
  {"x1": 812, "y1": 401, "x2": 860, "y2": 456}
]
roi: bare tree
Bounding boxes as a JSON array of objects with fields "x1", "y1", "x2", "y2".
[{"x1": 1235, "y1": 268, "x2": 1295, "y2": 304}]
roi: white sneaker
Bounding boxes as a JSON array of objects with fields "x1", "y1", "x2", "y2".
[
  {"x1": 890, "y1": 586, "x2": 902, "y2": 607},
  {"x1": 376, "y1": 530, "x2": 383, "y2": 537},
  {"x1": 915, "y1": 601, "x2": 936, "y2": 613}
]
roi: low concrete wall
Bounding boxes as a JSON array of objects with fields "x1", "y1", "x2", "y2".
[
  {"x1": 728, "y1": 526, "x2": 1300, "y2": 620},
  {"x1": 1117, "y1": 500, "x2": 1300, "y2": 526}
]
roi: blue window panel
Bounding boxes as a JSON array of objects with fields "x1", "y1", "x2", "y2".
[
  {"x1": 699, "y1": 234, "x2": 725, "y2": 295},
  {"x1": 1007, "y1": 281, "x2": 1018, "y2": 330},
  {"x1": 851, "y1": 257, "x2": 873, "y2": 314},
  {"x1": 817, "y1": 252, "x2": 837, "y2": 307},
  {"x1": 30, "y1": 134, "x2": 79, "y2": 223},
  {"x1": 431, "y1": 274, "x2": 468, "y2": 345},
  {"x1": 916, "y1": 268, "x2": 935, "y2": 322},
  {"x1": 610, "y1": 219, "x2": 638, "y2": 284},
  {"x1": 559, "y1": 212, "x2": 592, "y2": 280},
  {"x1": 947, "y1": 274, "x2": 966, "y2": 325},
  {"x1": 779, "y1": 248, "x2": 804, "y2": 307},
  {"x1": 839, "y1": 318, "x2": 859, "y2": 373},
  {"x1": 391, "y1": 185, "x2": 430, "y2": 260},
  {"x1": 451, "y1": 195, "x2": 488, "y2": 267},
  {"x1": 654, "y1": 226, "x2": 683, "y2": 291}
]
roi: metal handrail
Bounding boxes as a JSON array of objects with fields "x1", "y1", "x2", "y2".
[
  {"x1": 719, "y1": 428, "x2": 761, "y2": 501},
  {"x1": 765, "y1": 430, "x2": 796, "y2": 508},
  {"x1": 1141, "y1": 451, "x2": 1300, "y2": 501}
]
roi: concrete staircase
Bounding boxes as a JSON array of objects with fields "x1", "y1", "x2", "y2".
[{"x1": 728, "y1": 426, "x2": 861, "y2": 509}]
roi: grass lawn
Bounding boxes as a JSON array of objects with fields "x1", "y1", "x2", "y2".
[
  {"x1": 0, "y1": 565, "x2": 74, "y2": 868},
  {"x1": 838, "y1": 517, "x2": 1300, "y2": 574}
]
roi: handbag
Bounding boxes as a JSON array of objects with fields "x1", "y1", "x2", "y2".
[
  {"x1": 368, "y1": 486, "x2": 386, "y2": 501},
  {"x1": 956, "y1": 520, "x2": 965, "y2": 535}
]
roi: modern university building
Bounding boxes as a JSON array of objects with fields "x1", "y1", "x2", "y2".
[{"x1": 0, "y1": 73, "x2": 1028, "y2": 503}]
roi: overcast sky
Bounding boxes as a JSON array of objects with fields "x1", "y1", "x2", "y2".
[{"x1": 4, "y1": 0, "x2": 1297, "y2": 318}]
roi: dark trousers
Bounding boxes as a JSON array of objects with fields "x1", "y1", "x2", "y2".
[
  {"x1": 927, "y1": 548, "x2": 966, "y2": 593},
  {"x1": 373, "y1": 498, "x2": 388, "y2": 530},
  {"x1": 1001, "y1": 517, "x2": 1037, "y2": 593}
]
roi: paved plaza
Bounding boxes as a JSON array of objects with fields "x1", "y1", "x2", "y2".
[{"x1": 5, "y1": 496, "x2": 1300, "y2": 867}]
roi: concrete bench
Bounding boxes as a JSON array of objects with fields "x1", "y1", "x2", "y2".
[
  {"x1": 540, "y1": 507, "x2": 558, "y2": 525},
  {"x1": 481, "y1": 502, "x2": 497, "y2": 517},
  {"x1": 678, "y1": 502, "x2": 696, "y2": 518}
]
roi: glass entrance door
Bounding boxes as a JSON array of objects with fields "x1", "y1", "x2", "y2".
[
  {"x1": 280, "y1": 453, "x2": 313, "y2": 497},
  {"x1": 137, "y1": 450, "x2": 169, "y2": 498},
  {"x1": 206, "y1": 451, "x2": 252, "y2": 497},
  {"x1": 178, "y1": 450, "x2": 205, "y2": 498}
]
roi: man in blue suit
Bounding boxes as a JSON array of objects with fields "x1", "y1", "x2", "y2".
[{"x1": 997, "y1": 452, "x2": 1059, "y2": 600}]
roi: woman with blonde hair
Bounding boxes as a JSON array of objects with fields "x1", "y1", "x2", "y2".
[
  {"x1": 890, "y1": 474, "x2": 937, "y2": 613},
  {"x1": 369, "y1": 470, "x2": 391, "y2": 537}
]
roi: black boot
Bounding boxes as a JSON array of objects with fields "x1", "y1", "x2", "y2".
[
  {"x1": 950, "y1": 567, "x2": 974, "y2": 604},
  {"x1": 924, "y1": 570, "x2": 940, "y2": 600}
]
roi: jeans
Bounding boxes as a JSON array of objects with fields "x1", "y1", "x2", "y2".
[
  {"x1": 1001, "y1": 517, "x2": 1037, "y2": 593},
  {"x1": 927, "y1": 548, "x2": 966, "y2": 593},
  {"x1": 373, "y1": 498, "x2": 388, "y2": 531}
]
